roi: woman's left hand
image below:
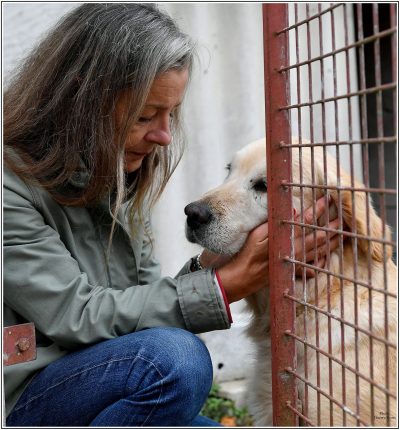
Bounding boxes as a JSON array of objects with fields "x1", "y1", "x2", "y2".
[{"x1": 294, "y1": 195, "x2": 341, "y2": 278}]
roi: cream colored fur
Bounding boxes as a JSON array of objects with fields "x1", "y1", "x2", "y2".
[{"x1": 186, "y1": 138, "x2": 397, "y2": 426}]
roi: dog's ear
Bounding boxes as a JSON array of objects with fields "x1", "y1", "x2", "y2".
[
  {"x1": 322, "y1": 151, "x2": 393, "y2": 262},
  {"x1": 300, "y1": 147, "x2": 392, "y2": 262},
  {"x1": 330, "y1": 187, "x2": 392, "y2": 262}
]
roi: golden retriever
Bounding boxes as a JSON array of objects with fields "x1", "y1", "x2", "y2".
[{"x1": 185, "y1": 138, "x2": 397, "y2": 426}]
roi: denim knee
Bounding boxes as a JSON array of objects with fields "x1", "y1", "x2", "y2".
[
  {"x1": 6, "y1": 328, "x2": 214, "y2": 427},
  {"x1": 148, "y1": 327, "x2": 212, "y2": 386},
  {"x1": 161, "y1": 327, "x2": 213, "y2": 386},
  {"x1": 131, "y1": 327, "x2": 213, "y2": 421}
]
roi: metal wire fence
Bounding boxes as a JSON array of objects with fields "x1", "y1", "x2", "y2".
[{"x1": 263, "y1": 3, "x2": 397, "y2": 426}]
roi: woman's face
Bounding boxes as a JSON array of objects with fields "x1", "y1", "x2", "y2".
[{"x1": 114, "y1": 69, "x2": 189, "y2": 173}]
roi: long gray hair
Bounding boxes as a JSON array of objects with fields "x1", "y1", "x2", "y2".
[{"x1": 4, "y1": 3, "x2": 196, "y2": 232}]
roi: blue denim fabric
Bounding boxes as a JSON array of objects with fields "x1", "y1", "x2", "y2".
[{"x1": 7, "y1": 327, "x2": 222, "y2": 427}]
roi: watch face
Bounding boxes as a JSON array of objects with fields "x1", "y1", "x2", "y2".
[
  {"x1": 190, "y1": 257, "x2": 197, "y2": 272},
  {"x1": 191, "y1": 256, "x2": 201, "y2": 272}
]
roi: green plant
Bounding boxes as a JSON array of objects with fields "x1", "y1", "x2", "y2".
[{"x1": 200, "y1": 383, "x2": 254, "y2": 426}]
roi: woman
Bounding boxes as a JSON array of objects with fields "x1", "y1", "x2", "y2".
[{"x1": 4, "y1": 3, "x2": 339, "y2": 426}]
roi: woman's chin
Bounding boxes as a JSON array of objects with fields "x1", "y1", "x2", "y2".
[{"x1": 124, "y1": 158, "x2": 144, "y2": 173}]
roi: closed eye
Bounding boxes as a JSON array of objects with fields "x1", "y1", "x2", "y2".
[
  {"x1": 138, "y1": 116, "x2": 153, "y2": 123},
  {"x1": 253, "y1": 179, "x2": 267, "y2": 193}
]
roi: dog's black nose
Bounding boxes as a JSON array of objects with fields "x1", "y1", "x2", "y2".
[{"x1": 184, "y1": 202, "x2": 213, "y2": 229}]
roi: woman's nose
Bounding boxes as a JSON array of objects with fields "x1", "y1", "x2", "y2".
[{"x1": 145, "y1": 116, "x2": 172, "y2": 147}]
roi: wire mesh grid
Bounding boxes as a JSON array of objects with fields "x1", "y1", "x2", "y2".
[{"x1": 264, "y1": 3, "x2": 397, "y2": 427}]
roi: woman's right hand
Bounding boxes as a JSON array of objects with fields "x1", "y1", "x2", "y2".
[{"x1": 215, "y1": 222, "x2": 269, "y2": 303}]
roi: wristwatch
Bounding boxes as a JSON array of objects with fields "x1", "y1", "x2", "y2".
[{"x1": 190, "y1": 253, "x2": 204, "y2": 272}]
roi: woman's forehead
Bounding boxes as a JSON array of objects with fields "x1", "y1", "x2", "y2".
[
  {"x1": 145, "y1": 69, "x2": 189, "y2": 108},
  {"x1": 115, "y1": 68, "x2": 188, "y2": 116}
]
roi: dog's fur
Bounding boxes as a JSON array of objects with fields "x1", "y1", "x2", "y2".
[{"x1": 185, "y1": 138, "x2": 397, "y2": 426}]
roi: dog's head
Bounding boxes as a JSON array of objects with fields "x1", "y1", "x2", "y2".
[
  {"x1": 185, "y1": 138, "x2": 268, "y2": 255},
  {"x1": 185, "y1": 137, "x2": 393, "y2": 262}
]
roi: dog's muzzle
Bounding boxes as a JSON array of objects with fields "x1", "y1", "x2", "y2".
[{"x1": 184, "y1": 202, "x2": 213, "y2": 230}]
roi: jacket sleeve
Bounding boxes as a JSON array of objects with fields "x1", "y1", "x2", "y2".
[
  {"x1": 137, "y1": 220, "x2": 231, "y2": 333},
  {"x1": 3, "y1": 171, "x2": 231, "y2": 350}
]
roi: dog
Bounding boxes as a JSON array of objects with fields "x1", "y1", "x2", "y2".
[{"x1": 185, "y1": 138, "x2": 397, "y2": 426}]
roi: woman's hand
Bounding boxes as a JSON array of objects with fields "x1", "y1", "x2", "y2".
[
  {"x1": 212, "y1": 222, "x2": 269, "y2": 303},
  {"x1": 199, "y1": 250, "x2": 232, "y2": 270},
  {"x1": 294, "y1": 195, "x2": 340, "y2": 278},
  {"x1": 200, "y1": 195, "x2": 341, "y2": 303}
]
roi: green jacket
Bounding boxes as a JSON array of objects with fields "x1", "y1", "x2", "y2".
[{"x1": 3, "y1": 165, "x2": 231, "y2": 416}]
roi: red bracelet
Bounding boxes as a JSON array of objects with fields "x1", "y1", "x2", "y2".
[{"x1": 215, "y1": 270, "x2": 233, "y2": 324}]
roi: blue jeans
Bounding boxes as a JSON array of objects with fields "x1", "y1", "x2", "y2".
[{"x1": 7, "y1": 327, "x2": 222, "y2": 427}]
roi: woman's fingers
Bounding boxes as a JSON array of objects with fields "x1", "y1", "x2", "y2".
[
  {"x1": 302, "y1": 195, "x2": 331, "y2": 224},
  {"x1": 248, "y1": 221, "x2": 269, "y2": 244},
  {"x1": 302, "y1": 234, "x2": 341, "y2": 263},
  {"x1": 301, "y1": 218, "x2": 340, "y2": 253},
  {"x1": 292, "y1": 196, "x2": 345, "y2": 280},
  {"x1": 294, "y1": 212, "x2": 342, "y2": 280},
  {"x1": 294, "y1": 195, "x2": 339, "y2": 237},
  {"x1": 295, "y1": 257, "x2": 326, "y2": 279},
  {"x1": 295, "y1": 234, "x2": 341, "y2": 279}
]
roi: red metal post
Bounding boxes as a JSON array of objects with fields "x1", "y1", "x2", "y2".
[{"x1": 263, "y1": 4, "x2": 297, "y2": 426}]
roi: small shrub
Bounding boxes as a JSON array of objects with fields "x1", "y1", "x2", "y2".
[{"x1": 200, "y1": 383, "x2": 253, "y2": 426}]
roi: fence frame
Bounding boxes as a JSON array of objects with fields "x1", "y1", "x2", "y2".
[
  {"x1": 263, "y1": 3, "x2": 298, "y2": 426},
  {"x1": 263, "y1": 2, "x2": 397, "y2": 426}
]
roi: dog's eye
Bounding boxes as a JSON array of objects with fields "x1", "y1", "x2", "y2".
[
  {"x1": 225, "y1": 163, "x2": 231, "y2": 172},
  {"x1": 253, "y1": 179, "x2": 267, "y2": 193}
]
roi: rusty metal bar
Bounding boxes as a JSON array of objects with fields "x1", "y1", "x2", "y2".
[
  {"x1": 279, "y1": 27, "x2": 396, "y2": 72},
  {"x1": 305, "y1": 5, "x2": 322, "y2": 424},
  {"x1": 389, "y1": 10, "x2": 398, "y2": 416},
  {"x1": 391, "y1": 4, "x2": 398, "y2": 128},
  {"x1": 285, "y1": 219, "x2": 396, "y2": 247},
  {"x1": 284, "y1": 367, "x2": 370, "y2": 426},
  {"x1": 282, "y1": 181, "x2": 397, "y2": 195},
  {"x1": 293, "y1": 3, "x2": 310, "y2": 420},
  {"x1": 356, "y1": 5, "x2": 376, "y2": 422},
  {"x1": 281, "y1": 136, "x2": 396, "y2": 148},
  {"x1": 283, "y1": 257, "x2": 397, "y2": 299},
  {"x1": 276, "y1": 3, "x2": 343, "y2": 35},
  {"x1": 357, "y1": 4, "x2": 375, "y2": 425},
  {"x1": 372, "y1": 5, "x2": 391, "y2": 424},
  {"x1": 279, "y1": 82, "x2": 397, "y2": 110},
  {"x1": 388, "y1": 6, "x2": 398, "y2": 422},
  {"x1": 318, "y1": 4, "x2": 334, "y2": 423},
  {"x1": 342, "y1": 4, "x2": 361, "y2": 422},
  {"x1": 285, "y1": 330, "x2": 397, "y2": 398},
  {"x1": 284, "y1": 293, "x2": 397, "y2": 349},
  {"x1": 285, "y1": 401, "x2": 316, "y2": 426},
  {"x1": 263, "y1": 3, "x2": 297, "y2": 426}
]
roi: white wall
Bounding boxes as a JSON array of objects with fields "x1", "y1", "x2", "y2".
[
  {"x1": 288, "y1": 3, "x2": 362, "y2": 180},
  {"x1": 3, "y1": 2, "x2": 265, "y2": 382}
]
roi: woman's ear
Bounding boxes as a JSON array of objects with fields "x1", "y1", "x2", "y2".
[{"x1": 330, "y1": 188, "x2": 393, "y2": 262}]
